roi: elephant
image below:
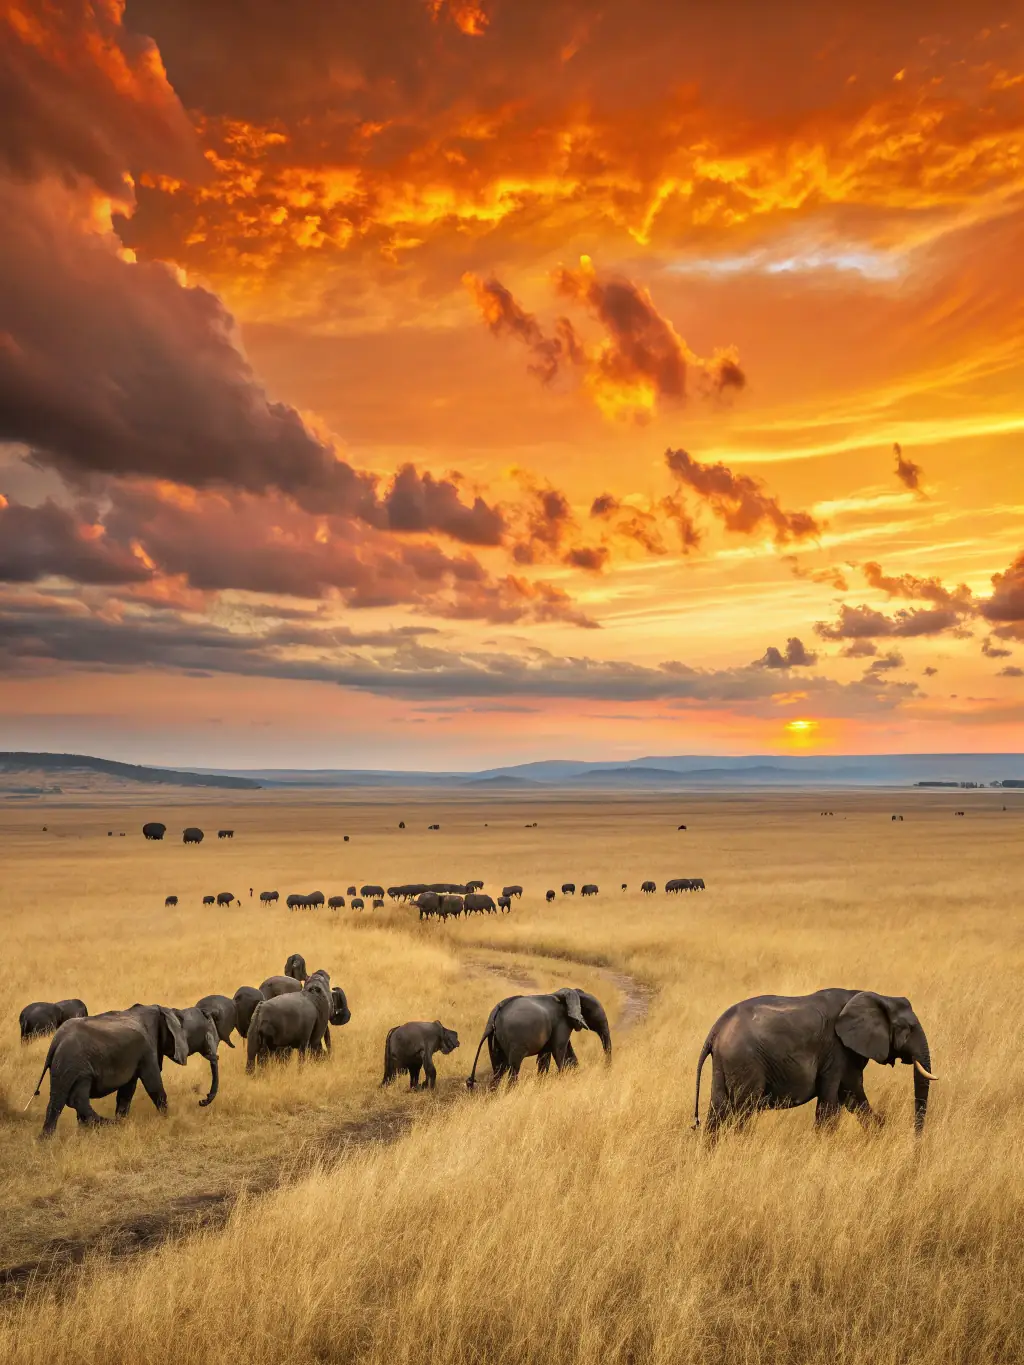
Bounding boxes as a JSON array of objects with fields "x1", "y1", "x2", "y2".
[
  {"x1": 467, "y1": 879, "x2": 485, "y2": 891},
  {"x1": 361, "y1": 884, "x2": 384, "y2": 899},
  {"x1": 259, "y1": 974, "x2": 303, "y2": 999},
  {"x1": 502, "y1": 885, "x2": 524, "y2": 899},
  {"x1": 545, "y1": 889, "x2": 556, "y2": 903},
  {"x1": 246, "y1": 972, "x2": 348, "y2": 1071},
  {"x1": 202, "y1": 895, "x2": 216, "y2": 906},
  {"x1": 561, "y1": 883, "x2": 576, "y2": 895},
  {"x1": 20, "y1": 998, "x2": 88, "y2": 1042},
  {"x1": 284, "y1": 953, "x2": 308, "y2": 983},
  {"x1": 328, "y1": 896, "x2": 345, "y2": 910},
  {"x1": 286, "y1": 894, "x2": 307, "y2": 910},
  {"x1": 694, "y1": 988, "x2": 935, "y2": 1135},
  {"x1": 441, "y1": 894, "x2": 464, "y2": 919},
  {"x1": 581, "y1": 884, "x2": 598, "y2": 897},
  {"x1": 232, "y1": 986, "x2": 264, "y2": 1039},
  {"x1": 142, "y1": 822, "x2": 166, "y2": 840},
  {"x1": 485, "y1": 989, "x2": 612, "y2": 1080},
  {"x1": 466, "y1": 988, "x2": 588, "y2": 1088},
  {"x1": 347, "y1": 885, "x2": 357, "y2": 896},
  {"x1": 351, "y1": 897, "x2": 365, "y2": 911},
  {"x1": 170, "y1": 1006, "x2": 222, "y2": 1105},
  {"x1": 307, "y1": 891, "x2": 325, "y2": 909},
  {"x1": 183, "y1": 827, "x2": 204, "y2": 844},
  {"x1": 195, "y1": 994, "x2": 237, "y2": 1048},
  {"x1": 164, "y1": 895, "x2": 178, "y2": 907},
  {"x1": 260, "y1": 890, "x2": 279, "y2": 905},
  {"x1": 382, "y1": 1021, "x2": 460, "y2": 1089},
  {"x1": 31, "y1": 1004, "x2": 190, "y2": 1137},
  {"x1": 216, "y1": 891, "x2": 234, "y2": 907},
  {"x1": 641, "y1": 881, "x2": 656, "y2": 894},
  {"x1": 306, "y1": 969, "x2": 351, "y2": 1052}
]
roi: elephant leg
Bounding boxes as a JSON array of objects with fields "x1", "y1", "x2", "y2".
[
  {"x1": 408, "y1": 1063, "x2": 421, "y2": 1090},
  {"x1": 41, "y1": 1083, "x2": 67, "y2": 1138},
  {"x1": 703, "y1": 1060, "x2": 731, "y2": 1137},
  {"x1": 536, "y1": 1050, "x2": 552, "y2": 1075},
  {"x1": 137, "y1": 1059, "x2": 169, "y2": 1114},
  {"x1": 487, "y1": 1036, "x2": 509, "y2": 1088},
  {"x1": 841, "y1": 1074, "x2": 882, "y2": 1128},
  {"x1": 814, "y1": 1097, "x2": 842, "y2": 1129},
  {"x1": 323, "y1": 1024, "x2": 332, "y2": 1054},
  {"x1": 115, "y1": 1076, "x2": 140, "y2": 1117},
  {"x1": 70, "y1": 1078, "x2": 109, "y2": 1127},
  {"x1": 504, "y1": 1050, "x2": 526, "y2": 1085},
  {"x1": 549, "y1": 1020, "x2": 575, "y2": 1072},
  {"x1": 556, "y1": 1040, "x2": 579, "y2": 1071},
  {"x1": 422, "y1": 1057, "x2": 437, "y2": 1090}
]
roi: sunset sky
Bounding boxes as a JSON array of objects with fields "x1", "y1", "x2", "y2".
[{"x1": 1, "y1": 0, "x2": 1023, "y2": 768}]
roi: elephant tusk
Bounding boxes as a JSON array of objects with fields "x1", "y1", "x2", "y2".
[{"x1": 913, "y1": 1059, "x2": 937, "y2": 1081}]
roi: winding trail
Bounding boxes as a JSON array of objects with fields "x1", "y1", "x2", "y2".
[{"x1": 0, "y1": 944, "x2": 654, "y2": 1302}]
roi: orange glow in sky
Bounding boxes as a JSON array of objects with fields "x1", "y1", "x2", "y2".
[{"x1": 0, "y1": 2, "x2": 1023, "y2": 766}]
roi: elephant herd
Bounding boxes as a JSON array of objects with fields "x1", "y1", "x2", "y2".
[
  {"x1": 19, "y1": 947, "x2": 622, "y2": 1136},
  {"x1": 22, "y1": 953, "x2": 351, "y2": 1137}
]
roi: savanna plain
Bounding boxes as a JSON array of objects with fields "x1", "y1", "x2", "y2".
[{"x1": 1, "y1": 787, "x2": 1022, "y2": 1364}]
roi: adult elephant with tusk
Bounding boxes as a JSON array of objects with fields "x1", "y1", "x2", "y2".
[
  {"x1": 465, "y1": 988, "x2": 588, "y2": 1089},
  {"x1": 694, "y1": 988, "x2": 935, "y2": 1135}
]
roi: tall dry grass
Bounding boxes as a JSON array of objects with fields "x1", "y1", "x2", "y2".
[{"x1": 1, "y1": 787, "x2": 1023, "y2": 1362}]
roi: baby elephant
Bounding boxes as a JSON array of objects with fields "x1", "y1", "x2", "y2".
[
  {"x1": 20, "y1": 999, "x2": 88, "y2": 1042},
  {"x1": 382, "y1": 1020, "x2": 460, "y2": 1090}
]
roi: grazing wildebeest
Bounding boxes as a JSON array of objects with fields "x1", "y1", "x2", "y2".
[
  {"x1": 347, "y1": 885, "x2": 357, "y2": 896},
  {"x1": 677, "y1": 824, "x2": 687, "y2": 831},
  {"x1": 581, "y1": 884, "x2": 598, "y2": 897},
  {"x1": 328, "y1": 895, "x2": 345, "y2": 910},
  {"x1": 202, "y1": 895, "x2": 215, "y2": 906},
  {"x1": 183, "y1": 827, "x2": 204, "y2": 844},
  {"x1": 497, "y1": 895, "x2": 511, "y2": 913},
  {"x1": 142, "y1": 822, "x2": 166, "y2": 840},
  {"x1": 502, "y1": 885, "x2": 523, "y2": 899},
  {"x1": 561, "y1": 883, "x2": 576, "y2": 895},
  {"x1": 306, "y1": 891, "x2": 325, "y2": 909},
  {"x1": 286, "y1": 894, "x2": 308, "y2": 910},
  {"x1": 361, "y1": 884, "x2": 384, "y2": 900},
  {"x1": 218, "y1": 830, "x2": 234, "y2": 839},
  {"x1": 641, "y1": 880, "x2": 656, "y2": 894},
  {"x1": 351, "y1": 896, "x2": 365, "y2": 911},
  {"x1": 260, "y1": 890, "x2": 279, "y2": 905},
  {"x1": 546, "y1": 890, "x2": 556, "y2": 902},
  {"x1": 164, "y1": 895, "x2": 178, "y2": 908},
  {"x1": 216, "y1": 891, "x2": 235, "y2": 907},
  {"x1": 467, "y1": 879, "x2": 485, "y2": 891}
]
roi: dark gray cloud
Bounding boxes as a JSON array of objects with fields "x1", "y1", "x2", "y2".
[
  {"x1": 863, "y1": 649, "x2": 904, "y2": 674},
  {"x1": 0, "y1": 498, "x2": 150, "y2": 585},
  {"x1": 981, "y1": 637, "x2": 1012, "y2": 659},
  {"x1": 893, "y1": 443, "x2": 925, "y2": 495},
  {"x1": 860, "y1": 561, "x2": 972, "y2": 609},
  {"x1": 815, "y1": 603, "x2": 962, "y2": 641},
  {"x1": 980, "y1": 551, "x2": 1024, "y2": 625},
  {"x1": 755, "y1": 637, "x2": 818, "y2": 669},
  {"x1": 999, "y1": 666, "x2": 1023, "y2": 678},
  {"x1": 0, "y1": 594, "x2": 916, "y2": 714},
  {"x1": 842, "y1": 639, "x2": 878, "y2": 658},
  {"x1": 665, "y1": 448, "x2": 820, "y2": 543}
]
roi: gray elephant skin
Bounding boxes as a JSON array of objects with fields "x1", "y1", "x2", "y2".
[
  {"x1": 259, "y1": 974, "x2": 303, "y2": 999},
  {"x1": 195, "y1": 994, "x2": 237, "y2": 1048},
  {"x1": 232, "y1": 986, "x2": 264, "y2": 1039},
  {"x1": 694, "y1": 988, "x2": 935, "y2": 1134},
  {"x1": 31, "y1": 1004, "x2": 189, "y2": 1137},
  {"x1": 171, "y1": 1006, "x2": 222, "y2": 1106},
  {"x1": 382, "y1": 1020, "x2": 460, "y2": 1089},
  {"x1": 484, "y1": 989, "x2": 612, "y2": 1080},
  {"x1": 246, "y1": 972, "x2": 349, "y2": 1071},
  {"x1": 284, "y1": 954, "x2": 308, "y2": 982},
  {"x1": 20, "y1": 998, "x2": 88, "y2": 1042},
  {"x1": 466, "y1": 988, "x2": 587, "y2": 1088}
]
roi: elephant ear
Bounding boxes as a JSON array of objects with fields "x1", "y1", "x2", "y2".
[
  {"x1": 835, "y1": 992, "x2": 891, "y2": 1064},
  {"x1": 161, "y1": 1007, "x2": 190, "y2": 1065},
  {"x1": 555, "y1": 988, "x2": 586, "y2": 1031}
]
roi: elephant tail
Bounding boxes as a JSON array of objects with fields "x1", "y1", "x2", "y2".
[
  {"x1": 693, "y1": 1028, "x2": 715, "y2": 1128},
  {"x1": 381, "y1": 1027, "x2": 398, "y2": 1086},
  {"x1": 25, "y1": 1036, "x2": 57, "y2": 1108},
  {"x1": 465, "y1": 1024, "x2": 494, "y2": 1091}
]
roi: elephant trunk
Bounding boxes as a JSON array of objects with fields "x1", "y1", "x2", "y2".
[
  {"x1": 909, "y1": 1025, "x2": 932, "y2": 1135},
  {"x1": 200, "y1": 1055, "x2": 219, "y2": 1106}
]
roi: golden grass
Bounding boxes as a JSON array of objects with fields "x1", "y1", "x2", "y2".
[{"x1": 1, "y1": 787, "x2": 1023, "y2": 1362}]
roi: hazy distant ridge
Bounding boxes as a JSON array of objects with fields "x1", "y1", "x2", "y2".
[{"x1": 0, "y1": 752, "x2": 261, "y2": 790}]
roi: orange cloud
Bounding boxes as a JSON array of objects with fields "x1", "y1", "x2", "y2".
[{"x1": 427, "y1": 0, "x2": 489, "y2": 37}]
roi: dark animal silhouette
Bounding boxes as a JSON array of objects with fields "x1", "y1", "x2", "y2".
[
  {"x1": 20, "y1": 999, "x2": 88, "y2": 1042},
  {"x1": 217, "y1": 830, "x2": 234, "y2": 839},
  {"x1": 183, "y1": 827, "x2": 204, "y2": 845},
  {"x1": 142, "y1": 822, "x2": 166, "y2": 840},
  {"x1": 164, "y1": 895, "x2": 178, "y2": 908}
]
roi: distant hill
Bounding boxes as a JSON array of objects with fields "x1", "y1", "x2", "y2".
[{"x1": 0, "y1": 753, "x2": 261, "y2": 791}]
